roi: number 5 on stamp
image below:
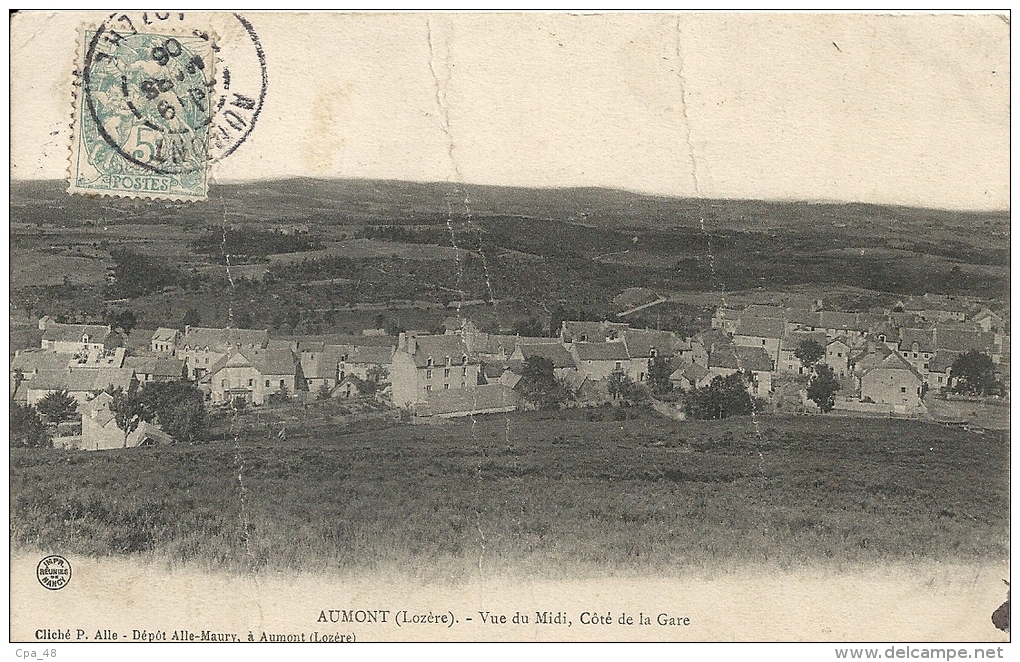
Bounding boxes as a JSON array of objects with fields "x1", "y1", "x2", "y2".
[{"x1": 69, "y1": 22, "x2": 216, "y2": 201}]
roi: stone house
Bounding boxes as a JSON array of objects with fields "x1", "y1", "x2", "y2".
[
  {"x1": 559, "y1": 320, "x2": 629, "y2": 345},
  {"x1": 669, "y1": 359, "x2": 712, "y2": 391},
  {"x1": 777, "y1": 330, "x2": 827, "y2": 375},
  {"x1": 78, "y1": 392, "x2": 173, "y2": 451},
  {"x1": 341, "y1": 344, "x2": 396, "y2": 382},
  {"x1": 298, "y1": 343, "x2": 349, "y2": 394},
  {"x1": 205, "y1": 348, "x2": 297, "y2": 406},
  {"x1": 390, "y1": 334, "x2": 480, "y2": 408},
  {"x1": 150, "y1": 327, "x2": 181, "y2": 353},
  {"x1": 859, "y1": 352, "x2": 923, "y2": 412},
  {"x1": 706, "y1": 345, "x2": 774, "y2": 397},
  {"x1": 816, "y1": 312, "x2": 872, "y2": 346},
  {"x1": 622, "y1": 329, "x2": 680, "y2": 383},
  {"x1": 24, "y1": 367, "x2": 136, "y2": 407},
  {"x1": 732, "y1": 317, "x2": 784, "y2": 367},
  {"x1": 123, "y1": 354, "x2": 185, "y2": 383},
  {"x1": 899, "y1": 295, "x2": 969, "y2": 323},
  {"x1": 176, "y1": 326, "x2": 269, "y2": 380},
  {"x1": 41, "y1": 323, "x2": 121, "y2": 354},
  {"x1": 972, "y1": 308, "x2": 1005, "y2": 333},
  {"x1": 924, "y1": 353, "x2": 954, "y2": 392},
  {"x1": 509, "y1": 342, "x2": 577, "y2": 379},
  {"x1": 825, "y1": 337, "x2": 852, "y2": 378},
  {"x1": 569, "y1": 341, "x2": 630, "y2": 382}
]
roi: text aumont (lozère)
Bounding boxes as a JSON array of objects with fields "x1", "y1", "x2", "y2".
[{"x1": 318, "y1": 608, "x2": 692, "y2": 627}]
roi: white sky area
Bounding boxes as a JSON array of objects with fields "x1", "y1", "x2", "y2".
[{"x1": 9, "y1": 11, "x2": 1010, "y2": 211}]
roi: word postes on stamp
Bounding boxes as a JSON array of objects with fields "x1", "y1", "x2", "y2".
[
  {"x1": 71, "y1": 20, "x2": 217, "y2": 200},
  {"x1": 69, "y1": 12, "x2": 268, "y2": 201}
]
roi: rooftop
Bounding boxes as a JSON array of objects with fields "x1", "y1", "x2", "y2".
[
  {"x1": 708, "y1": 346, "x2": 774, "y2": 372},
  {"x1": 573, "y1": 341, "x2": 630, "y2": 362}
]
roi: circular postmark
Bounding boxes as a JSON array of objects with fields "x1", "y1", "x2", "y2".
[
  {"x1": 82, "y1": 12, "x2": 267, "y2": 175},
  {"x1": 36, "y1": 555, "x2": 72, "y2": 591}
]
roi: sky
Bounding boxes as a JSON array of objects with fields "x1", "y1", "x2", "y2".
[{"x1": 9, "y1": 11, "x2": 1010, "y2": 210}]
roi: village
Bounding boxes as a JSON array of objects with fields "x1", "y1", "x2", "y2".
[{"x1": 10, "y1": 291, "x2": 1009, "y2": 451}]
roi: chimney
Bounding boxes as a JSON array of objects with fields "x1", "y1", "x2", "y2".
[
  {"x1": 398, "y1": 332, "x2": 406, "y2": 350},
  {"x1": 184, "y1": 325, "x2": 192, "y2": 336},
  {"x1": 408, "y1": 335, "x2": 416, "y2": 354}
]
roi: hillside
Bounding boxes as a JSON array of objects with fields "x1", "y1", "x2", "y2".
[{"x1": 9, "y1": 178, "x2": 1009, "y2": 335}]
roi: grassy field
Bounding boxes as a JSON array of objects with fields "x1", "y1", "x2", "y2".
[{"x1": 9, "y1": 410, "x2": 1008, "y2": 581}]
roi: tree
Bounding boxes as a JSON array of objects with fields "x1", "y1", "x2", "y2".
[
  {"x1": 512, "y1": 317, "x2": 545, "y2": 338},
  {"x1": 795, "y1": 339, "x2": 825, "y2": 368},
  {"x1": 366, "y1": 365, "x2": 390, "y2": 385},
  {"x1": 109, "y1": 387, "x2": 147, "y2": 448},
  {"x1": 106, "y1": 248, "x2": 181, "y2": 298},
  {"x1": 684, "y1": 372, "x2": 753, "y2": 420},
  {"x1": 607, "y1": 371, "x2": 629, "y2": 401},
  {"x1": 517, "y1": 356, "x2": 566, "y2": 409},
  {"x1": 267, "y1": 384, "x2": 290, "y2": 405},
  {"x1": 182, "y1": 307, "x2": 202, "y2": 329},
  {"x1": 234, "y1": 309, "x2": 254, "y2": 329},
  {"x1": 11, "y1": 368, "x2": 25, "y2": 401},
  {"x1": 807, "y1": 364, "x2": 840, "y2": 413},
  {"x1": 951, "y1": 350, "x2": 1000, "y2": 396},
  {"x1": 317, "y1": 383, "x2": 333, "y2": 400},
  {"x1": 104, "y1": 308, "x2": 137, "y2": 334},
  {"x1": 10, "y1": 402, "x2": 51, "y2": 448},
  {"x1": 36, "y1": 389, "x2": 78, "y2": 423},
  {"x1": 138, "y1": 381, "x2": 208, "y2": 443},
  {"x1": 647, "y1": 355, "x2": 674, "y2": 397}
]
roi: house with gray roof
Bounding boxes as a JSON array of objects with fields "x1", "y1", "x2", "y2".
[
  {"x1": 150, "y1": 327, "x2": 180, "y2": 354},
  {"x1": 859, "y1": 352, "x2": 924, "y2": 413},
  {"x1": 706, "y1": 346, "x2": 774, "y2": 397},
  {"x1": 41, "y1": 323, "x2": 121, "y2": 354},
  {"x1": 777, "y1": 330, "x2": 827, "y2": 374},
  {"x1": 569, "y1": 341, "x2": 630, "y2": 381},
  {"x1": 509, "y1": 342, "x2": 577, "y2": 379},
  {"x1": 390, "y1": 334, "x2": 480, "y2": 408},
  {"x1": 24, "y1": 367, "x2": 137, "y2": 408},
  {"x1": 669, "y1": 359, "x2": 712, "y2": 391},
  {"x1": 560, "y1": 320, "x2": 629, "y2": 344},
  {"x1": 733, "y1": 317, "x2": 785, "y2": 366},
  {"x1": 204, "y1": 348, "x2": 298, "y2": 406},
  {"x1": 177, "y1": 326, "x2": 269, "y2": 380},
  {"x1": 340, "y1": 344, "x2": 396, "y2": 388},
  {"x1": 123, "y1": 354, "x2": 185, "y2": 383},
  {"x1": 899, "y1": 295, "x2": 969, "y2": 323}
]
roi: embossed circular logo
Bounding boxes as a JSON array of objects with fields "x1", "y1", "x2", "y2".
[{"x1": 36, "y1": 555, "x2": 72, "y2": 591}]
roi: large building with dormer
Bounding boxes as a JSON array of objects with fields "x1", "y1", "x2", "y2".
[{"x1": 390, "y1": 333, "x2": 480, "y2": 408}]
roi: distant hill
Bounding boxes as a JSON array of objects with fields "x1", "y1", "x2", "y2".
[{"x1": 9, "y1": 178, "x2": 1008, "y2": 239}]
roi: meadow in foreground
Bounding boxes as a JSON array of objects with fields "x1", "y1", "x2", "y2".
[{"x1": 10, "y1": 410, "x2": 1008, "y2": 580}]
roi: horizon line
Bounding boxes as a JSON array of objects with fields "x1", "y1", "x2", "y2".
[{"x1": 9, "y1": 176, "x2": 1010, "y2": 215}]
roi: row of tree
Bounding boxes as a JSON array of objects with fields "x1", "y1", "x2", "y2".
[
  {"x1": 10, "y1": 381, "x2": 209, "y2": 449},
  {"x1": 108, "y1": 381, "x2": 207, "y2": 445}
]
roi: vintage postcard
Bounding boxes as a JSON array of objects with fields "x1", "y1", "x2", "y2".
[{"x1": 8, "y1": 10, "x2": 1011, "y2": 655}]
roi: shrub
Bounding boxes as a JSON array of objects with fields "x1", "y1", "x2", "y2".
[
  {"x1": 10, "y1": 402, "x2": 51, "y2": 448},
  {"x1": 684, "y1": 373, "x2": 753, "y2": 420},
  {"x1": 807, "y1": 365, "x2": 840, "y2": 413},
  {"x1": 36, "y1": 389, "x2": 78, "y2": 423}
]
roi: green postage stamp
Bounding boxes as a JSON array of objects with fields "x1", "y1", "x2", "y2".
[{"x1": 70, "y1": 22, "x2": 216, "y2": 200}]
